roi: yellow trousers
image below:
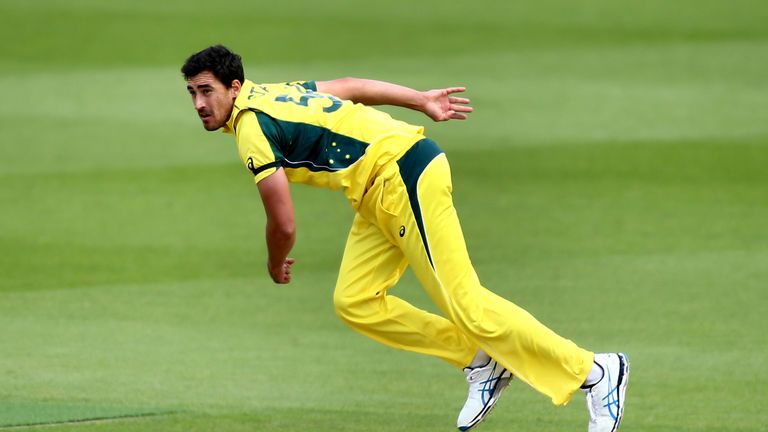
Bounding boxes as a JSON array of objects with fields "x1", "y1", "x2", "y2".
[{"x1": 333, "y1": 139, "x2": 593, "y2": 405}]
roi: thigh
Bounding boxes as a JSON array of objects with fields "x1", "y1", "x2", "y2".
[
  {"x1": 374, "y1": 151, "x2": 481, "y2": 321},
  {"x1": 408, "y1": 154, "x2": 481, "y2": 307},
  {"x1": 335, "y1": 212, "x2": 408, "y2": 301}
]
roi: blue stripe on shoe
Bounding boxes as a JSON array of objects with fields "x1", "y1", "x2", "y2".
[
  {"x1": 462, "y1": 363, "x2": 511, "y2": 431},
  {"x1": 479, "y1": 363, "x2": 501, "y2": 405},
  {"x1": 601, "y1": 364, "x2": 620, "y2": 420}
]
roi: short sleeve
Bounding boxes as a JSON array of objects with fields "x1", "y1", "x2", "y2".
[
  {"x1": 283, "y1": 80, "x2": 316, "y2": 91},
  {"x1": 235, "y1": 111, "x2": 281, "y2": 184},
  {"x1": 300, "y1": 80, "x2": 317, "y2": 91}
]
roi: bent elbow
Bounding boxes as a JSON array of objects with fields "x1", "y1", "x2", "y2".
[
  {"x1": 280, "y1": 224, "x2": 296, "y2": 241},
  {"x1": 268, "y1": 220, "x2": 296, "y2": 241}
]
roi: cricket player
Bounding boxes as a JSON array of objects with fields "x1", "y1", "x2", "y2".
[{"x1": 182, "y1": 45, "x2": 629, "y2": 432}]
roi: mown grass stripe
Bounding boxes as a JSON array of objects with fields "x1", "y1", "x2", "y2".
[{"x1": 0, "y1": 411, "x2": 179, "y2": 430}]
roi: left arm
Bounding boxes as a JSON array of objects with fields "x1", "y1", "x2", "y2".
[
  {"x1": 315, "y1": 77, "x2": 473, "y2": 122},
  {"x1": 257, "y1": 168, "x2": 296, "y2": 284}
]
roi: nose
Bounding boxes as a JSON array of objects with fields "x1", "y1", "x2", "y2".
[{"x1": 194, "y1": 95, "x2": 206, "y2": 111}]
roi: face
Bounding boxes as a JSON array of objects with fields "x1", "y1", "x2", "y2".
[{"x1": 186, "y1": 71, "x2": 241, "y2": 131}]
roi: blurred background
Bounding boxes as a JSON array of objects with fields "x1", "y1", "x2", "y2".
[{"x1": 1, "y1": 1, "x2": 767, "y2": 430}]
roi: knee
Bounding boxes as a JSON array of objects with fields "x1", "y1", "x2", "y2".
[
  {"x1": 333, "y1": 288, "x2": 376, "y2": 326},
  {"x1": 450, "y1": 300, "x2": 508, "y2": 340},
  {"x1": 332, "y1": 289, "x2": 354, "y2": 321}
]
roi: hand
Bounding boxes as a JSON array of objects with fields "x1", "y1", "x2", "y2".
[
  {"x1": 268, "y1": 258, "x2": 295, "y2": 284},
  {"x1": 422, "y1": 87, "x2": 473, "y2": 122}
]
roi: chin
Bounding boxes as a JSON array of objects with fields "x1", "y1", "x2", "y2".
[{"x1": 202, "y1": 120, "x2": 223, "y2": 131}]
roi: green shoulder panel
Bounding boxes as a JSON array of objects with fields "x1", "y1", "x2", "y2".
[{"x1": 251, "y1": 109, "x2": 368, "y2": 172}]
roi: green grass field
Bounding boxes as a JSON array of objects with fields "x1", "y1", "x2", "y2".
[{"x1": 2, "y1": 1, "x2": 767, "y2": 430}]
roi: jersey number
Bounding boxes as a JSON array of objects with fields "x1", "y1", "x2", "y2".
[{"x1": 275, "y1": 88, "x2": 342, "y2": 113}]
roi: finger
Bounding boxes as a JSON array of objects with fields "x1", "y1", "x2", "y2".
[
  {"x1": 451, "y1": 105, "x2": 473, "y2": 113},
  {"x1": 450, "y1": 112, "x2": 468, "y2": 120},
  {"x1": 285, "y1": 258, "x2": 296, "y2": 265},
  {"x1": 449, "y1": 97, "x2": 471, "y2": 104},
  {"x1": 444, "y1": 87, "x2": 466, "y2": 95}
]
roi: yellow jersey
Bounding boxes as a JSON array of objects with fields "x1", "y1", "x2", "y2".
[{"x1": 222, "y1": 79, "x2": 426, "y2": 209}]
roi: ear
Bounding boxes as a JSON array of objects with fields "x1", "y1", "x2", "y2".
[{"x1": 230, "y1": 80, "x2": 242, "y2": 98}]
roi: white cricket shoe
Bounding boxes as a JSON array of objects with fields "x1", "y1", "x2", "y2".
[
  {"x1": 583, "y1": 353, "x2": 630, "y2": 432},
  {"x1": 456, "y1": 359, "x2": 512, "y2": 431}
]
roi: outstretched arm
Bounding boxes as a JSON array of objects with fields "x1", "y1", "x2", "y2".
[{"x1": 315, "y1": 77, "x2": 473, "y2": 122}]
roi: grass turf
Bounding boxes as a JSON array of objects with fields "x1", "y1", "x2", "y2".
[{"x1": 1, "y1": 0, "x2": 767, "y2": 430}]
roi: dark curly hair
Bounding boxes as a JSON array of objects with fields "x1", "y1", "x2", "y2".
[{"x1": 181, "y1": 45, "x2": 244, "y2": 88}]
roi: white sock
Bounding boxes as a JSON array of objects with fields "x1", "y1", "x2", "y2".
[
  {"x1": 468, "y1": 350, "x2": 491, "y2": 368},
  {"x1": 582, "y1": 362, "x2": 604, "y2": 388}
]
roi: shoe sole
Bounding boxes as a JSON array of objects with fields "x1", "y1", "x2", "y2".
[
  {"x1": 611, "y1": 353, "x2": 630, "y2": 432},
  {"x1": 458, "y1": 373, "x2": 512, "y2": 432}
]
